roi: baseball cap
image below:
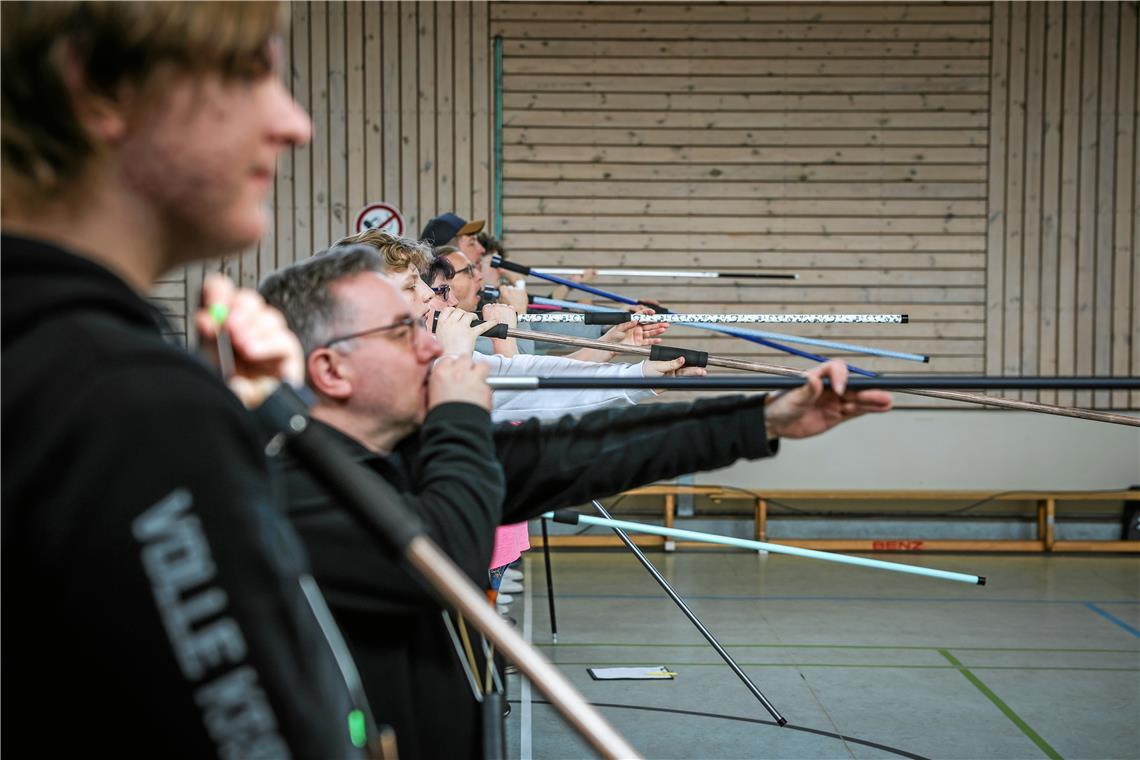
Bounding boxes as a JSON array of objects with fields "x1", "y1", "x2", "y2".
[{"x1": 420, "y1": 212, "x2": 485, "y2": 246}]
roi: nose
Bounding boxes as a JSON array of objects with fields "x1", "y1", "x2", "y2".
[
  {"x1": 416, "y1": 322, "x2": 443, "y2": 362},
  {"x1": 415, "y1": 279, "x2": 434, "y2": 304},
  {"x1": 268, "y1": 80, "x2": 313, "y2": 147}
]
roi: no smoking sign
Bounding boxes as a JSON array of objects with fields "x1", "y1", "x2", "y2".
[{"x1": 355, "y1": 202, "x2": 406, "y2": 236}]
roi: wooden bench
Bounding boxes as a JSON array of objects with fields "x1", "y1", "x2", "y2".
[{"x1": 538, "y1": 487, "x2": 1140, "y2": 553}]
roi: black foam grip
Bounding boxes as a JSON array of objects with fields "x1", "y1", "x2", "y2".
[
  {"x1": 431, "y1": 312, "x2": 440, "y2": 333},
  {"x1": 583, "y1": 312, "x2": 633, "y2": 325},
  {"x1": 492, "y1": 256, "x2": 530, "y2": 275},
  {"x1": 470, "y1": 320, "x2": 509, "y2": 339},
  {"x1": 649, "y1": 344, "x2": 709, "y2": 368},
  {"x1": 483, "y1": 285, "x2": 537, "y2": 304},
  {"x1": 551, "y1": 510, "x2": 581, "y2": 526}
]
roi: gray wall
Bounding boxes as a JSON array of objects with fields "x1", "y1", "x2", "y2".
[{"x1": 699, "y1": 410, "x2": 1140, "y2": 491}]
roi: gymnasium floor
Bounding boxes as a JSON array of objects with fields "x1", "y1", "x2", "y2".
[{"x1": 504, "y1": 551, "x2": 1140, "y2": 759}]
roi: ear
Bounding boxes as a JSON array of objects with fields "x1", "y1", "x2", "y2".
[
  {"x1": 59, "y1": 40, "x2": 131, "y2": 145},
  {"x1": 307, "y1": 348, "x2": 354, "y2": 400}
]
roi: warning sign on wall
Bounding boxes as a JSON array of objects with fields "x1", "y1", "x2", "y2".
[{"x1": 355, "y1": 202, "x2": 406, "y2": 236}]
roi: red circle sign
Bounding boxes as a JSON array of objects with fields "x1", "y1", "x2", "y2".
[{"x1": 355, "y1": 202, "x2": 406, "y2": 236}]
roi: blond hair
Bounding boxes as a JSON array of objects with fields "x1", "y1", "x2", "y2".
[
  {"x1": 2, "y1": 1, "x2": 285, "y2": 195},
  {"x1": 335, "y1": 229, "x2": 432, "y2": 275}
]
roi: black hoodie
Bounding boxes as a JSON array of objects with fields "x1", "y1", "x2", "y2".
[{"x1": 2, "y1": 235, "x2": 362, "y2": 759}]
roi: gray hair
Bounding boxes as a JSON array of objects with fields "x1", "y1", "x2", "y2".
[{"x1": 259, "y1": 244, "x2": 385, "y2": 357}]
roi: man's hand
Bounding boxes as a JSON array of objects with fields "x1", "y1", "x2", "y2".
[
  {"x1": 497, "y1": 284, "x2": 529, "y2": 315},
  {"x1": 195, "y1": 273, "x2": 303, "y2": 408},
  {"x1": 428, "y1": 354, "x2": 492, "y2": 411},
  {"x1": 434, "y1": 307, "x2": 496, "y2": 355},
  {"x1": 482, "y1": 302, "x2": 518, "y2": 328},
  {"x1": 641, "y1": 356, "x2": 707, "y2": 393},
  {"x1": 599, "y1": 306, "x2": 668, "y2": 348},
  {"x1": 764, "y1": 360, "x2": 892, "y2": 439}
]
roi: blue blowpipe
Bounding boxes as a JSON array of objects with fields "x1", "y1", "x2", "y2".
[
  {"x1": 513, "y1": 268, "x2": 878, "y2": 376},
  {"x1": 533, "y1": 297, "x2": 926, "y2": 364},
  {"x1": 544, "y1": 511, "x2": 985, "y2": 586}
]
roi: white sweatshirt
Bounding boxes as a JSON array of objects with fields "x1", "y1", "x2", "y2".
[{"x1": 471, "y1": 352, "x2": 657, "y2": 423}]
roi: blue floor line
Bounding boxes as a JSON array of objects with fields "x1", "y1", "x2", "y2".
[
  {"x1": 554, "y1": 593, "x2": 1140, "y2": 605},
  {"x1": 1083, "y1": 602, "x2": 1140, "y2": 638}
]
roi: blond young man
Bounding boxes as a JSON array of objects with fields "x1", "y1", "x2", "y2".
[{"x1": 2, "y1": 3, "x2": 363, "y2": 756}]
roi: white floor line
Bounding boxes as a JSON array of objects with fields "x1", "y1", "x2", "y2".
[{"x1": 521, "y1": 556, "x2": 534, "y2": 760}]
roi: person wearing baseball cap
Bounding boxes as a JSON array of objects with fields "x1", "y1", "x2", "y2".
[{"x1": 420, "y1": 212, "x2": 486, "y2": 263}]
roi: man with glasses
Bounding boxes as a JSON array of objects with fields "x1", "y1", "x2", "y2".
[{"x1": 259, "y1": 242, "x2": 892, "y2": 760}]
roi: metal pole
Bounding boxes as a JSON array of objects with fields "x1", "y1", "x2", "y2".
[
  {"x1": 488, "y1": 327, "x2": 1140, "y2": 428},
  {"x1": 541, "y1": 517, "x2": 559, "y2": 644},
  {"x1": 591, "y1": 501, "x2": 787, "y2": 726}
]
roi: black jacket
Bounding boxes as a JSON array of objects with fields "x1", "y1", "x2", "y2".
[
  {"x1": 2, "y1": 236, "x2": 361, "y2": 759},
  {"x1": 280, "y1": 395, "x2": 777, "y2": 759}
]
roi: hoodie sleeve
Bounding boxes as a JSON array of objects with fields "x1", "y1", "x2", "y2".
[{"x1": 494, "y1": 394, "x2": 778, "y2": 522}]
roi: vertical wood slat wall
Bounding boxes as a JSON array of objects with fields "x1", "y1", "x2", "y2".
[
  {"x1": 493, "y1": 2, "x2": 994, "y2": 389},
  {"x1": 156, "y1": 1, "x2": 1137, "y2": 412},
  {"x1": 987, "y1": 1, "x2": 1138, "y2": 409},
  {"x1": 173, "y1": 1, "x2": 492, "y2": 346}
]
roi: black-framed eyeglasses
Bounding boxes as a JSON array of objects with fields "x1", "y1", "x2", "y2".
[
  {"x1": 322, "y1": 315, "x2": 420, "y2": 348},
  {"x1": 452, "y1": 263, "x2": 476, "y2": 277},
  {"x1": 431, "y1": 283, "x2": 451, "y2": 299}
]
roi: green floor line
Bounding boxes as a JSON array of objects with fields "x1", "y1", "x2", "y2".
[
  {"x1": 535, "y1": 642, "x2": 1138, "y2": 653},
  {"x1": 548, "y1": 661, "x2": 1137, "y2": 672},
  {"x1": 939, "y1": 649, "x2": 1064, "y2": 760}
]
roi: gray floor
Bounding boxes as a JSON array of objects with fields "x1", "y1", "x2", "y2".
[{"x1": 502, "y1": 551, "x2": 1140, "y2": 760}]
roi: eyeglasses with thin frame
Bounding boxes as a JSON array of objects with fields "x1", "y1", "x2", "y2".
[
  {"x1": 321, "y1": 315, "x2": 422, "y2": 349},
  {"x1": 452, "y1": 263, "x2": 476, "y2": 278}
]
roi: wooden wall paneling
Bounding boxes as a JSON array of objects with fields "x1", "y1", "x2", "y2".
[
  {"x1": 497, "y1": 3, "x2": 991, "y2": 393},
  {"x1": 292, "y1": 1, "x2": 313, "y2": 262},
  {"x1": 274, "y1": 1, "x2": 296, "y2": 272},
  {"x1": 310, "y1": 1, "x2": 330, "y2": 252},
  {"x1": 984, "y1": 1, "x2": 1012, "y2": 387},
  {"x1": 1020, "y1": 2, "x2": 1046, "y2": 403},
  {"x1": 1075, "y1": 2, "x2": 1100, "y2": 409},
  {"x1": 1093, "y1": 2, "x2": 1119, "y2": 409},
  {"x1": 363, "y1": 0, "x2": 383, "y2": 204},
  {"x1": 471, "y1": 2, "x2": 491, "y2": 229},
  {"x1": 1003, "y1": 2, "x2": 1028, "y2": 399},
  {"x1": 382, "y1": 2, "x2": 402, "y2": 207},
  {"x1": 346, "y1": 0, "x2": 365, "y2": 223},
  {"x1": 454, "y1": 2, "x2": 472, "y2": 219},
  {"x1": 1113, "y1": 1, "x2": 1137, "y2": 408},
  {"x1": 1128, "y1": 2, "x2": 1140, "y2": 410},
  {"x1": 1056, "y1": 2, "x2": 1082, "y2": 407},
  {"x1": 400, "y1": 3, "x2": 419, "y2": 233},
  {"x1": 417, "y1": 3, "x2": 437, "y2": 226},
  {"x1": 328, "y1": 1, "x2": 349, "y2": 243},
  {"x1": 437, "y1": 2, "x2": 455, "y2": 215},
  {"x1": 490, "y1": 21, "x2": 992, "y2": 42},
  {"x1": 491, "y1": 4, "x2": 993, "y2": 24},
  {"x1": 1038, "y1": 1, "x2": 1064, "y2": 406}
]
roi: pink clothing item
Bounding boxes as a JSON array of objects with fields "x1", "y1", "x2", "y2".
[
  {"x1": 490, "y1": 522, "x2": 529, "y2": 569},
  {"x1": 488, "y1": 419, "x2": 531, "y2": 570}
]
